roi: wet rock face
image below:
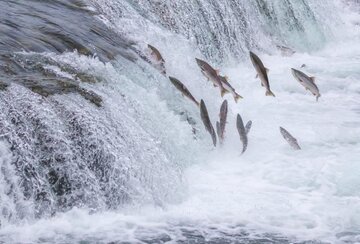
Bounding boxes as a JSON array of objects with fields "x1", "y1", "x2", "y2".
[
  {"x1": 0, "y1": 0, "x2": 142, "y2": 221},
  {"x1": 0, "y1": 0, "x2": 132, "y2": 62},
  {"x1": 0, "y1": 0, "x2": 136, "y2": 105}
]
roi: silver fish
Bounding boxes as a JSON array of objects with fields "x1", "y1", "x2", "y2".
[
  {"x1": 217, "y1": 100, "x2": 228, "y2": 144},
  {"x1": 245, "y1": 120, "x2": 252, "y2": 134},
  {"x1": 291, "y1": 68, "x2": 320, "y2": 101},
  {"x1": 169, "y1": 77, "x2": 200, "y2": 107},
  {"x1": 200, "y1": 99, "x2": 217, "y2": 147},
  {"x1": 276, "y1": 45, "x2": 296, "y2": 57},
  {"x1": 249, "y1": 51, "x2": 275, "y2": 97},
  {"x1": 236, "y1": 114, "x2": 248, "y2": 154},
  {"x1": 216, "y1": 121, "x2": 221, "y2": 144},
  {"x1": 195, "y1": 58, "x2": 228, "y2": 97},
  {"x1": 148, "y1": 44, "x2": 166, "y2": 75},
  {"x1": 279, "y1": 127, "x2": 301, "y2": 150},
  {"x1": 219, "y1": 76, "x2": 243, "y2": 102}
]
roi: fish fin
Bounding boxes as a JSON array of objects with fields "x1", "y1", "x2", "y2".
[
  {"x1": 224, "y1": 76, "x2": 229, "y2": 81},
  {"x1": 316, "y1": 94, "x2": 320, "y2": 102},
  {"x1": 261, "y1": 82, "x2": 264, "y2": 87},
  {"x1": 221, "y1": 89, "x2": 229, "y2": 97},
  {"x1": 255, "y1": 74, "x2": 258, "y2": 79},
  {"x1": 215, "y1": 69, "x2": 220, "y2": 75},
  {"x1": 234, "y1": 94, "x2": 243, "y2": 103},
  {"x1": 310, "y1": 77, "x2": 316, "y2": 83},
  {"x1": 266, "y1": 68, "x2": 269, "y2": 73},
  {"x1": 266, "y1": 90, "x2": 275, "y2": 97}
]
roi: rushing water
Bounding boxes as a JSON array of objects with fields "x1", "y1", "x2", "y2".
[{"x1": 0, "y1": 0, "x2": 360, "y2": 243}]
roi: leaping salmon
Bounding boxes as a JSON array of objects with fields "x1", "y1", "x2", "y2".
[
  {"x1": 279, "y1": 127, "x2": 301, "y2": 150},
  {"x1": 218, "y1": 76, "x2": 243, "y2": 102},
  {"x1": 245, "y1": 120, "x2": 252, "y2": 134},
  {"x1": 195, "y1": 58, "x2": 228, "y2": 97},
  {"x1": 169, "y1": 77, "x2": 200, "y2": 107},
  {"x1": 217, "y1": 100, "x2": 228, "y2": 144},
  {"x1": 236, "y1": 114, "x2": 248, "y2": 154},
  {"x1": 148, "y1": 44, "x2": 166, "y2": 75},
  {"x1": 249, "y1": 51, "x2": 275, "y2": 97},
  {"x1": 291, "y1": 68, "x2": 321, "y2": 101},
  {"x1": 200, "y1": 99, "x2": 217, "y2": 147}
]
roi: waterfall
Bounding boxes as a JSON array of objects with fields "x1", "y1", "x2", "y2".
[{"x1": 1, "y1": 0, "x2": 359, "y2": 243}]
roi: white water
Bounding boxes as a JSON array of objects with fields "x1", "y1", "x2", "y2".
[{"x1": 1, "y1": 0, "x2": 360, "y2": 243}]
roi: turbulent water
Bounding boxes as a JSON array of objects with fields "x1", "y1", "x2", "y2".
[{"x1": 0, "y1": 0, "x2": 360, "y2": 243}]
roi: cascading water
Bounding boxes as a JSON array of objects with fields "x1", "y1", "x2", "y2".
[
  {"x1": 92, "y1": 0, "x2": 335, "y2": 63},
  {"x1": 0, "y1": 0, "x2": 360, "y2": 243}
]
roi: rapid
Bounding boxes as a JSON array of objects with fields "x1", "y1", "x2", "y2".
[{"x1": 0, "y1": 0, "x2": 360, "y2": 243}]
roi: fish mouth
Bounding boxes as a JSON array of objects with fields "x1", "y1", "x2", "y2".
[
  {"x1": 195, "y1": 58, "x2": 205, "y2": 70},
  {"x1": 249, "y1": 51, "x2": 258, "y2": 64},
  {"x1": 195, "y1": 58, "x2": 202, "y2": 65}
]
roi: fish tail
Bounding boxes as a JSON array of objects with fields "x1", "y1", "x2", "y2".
[
  {"x1": 316, "y1": 94, "x2": 321, "y2": 102},
  {"x1": 266, "y1": 90, "x2": 275, "y2": 97},
  {"x1": 241, "y1": 144, "x2": 247, "y2": 154},
  {"x1": 221, "y1": 88, "x2": 229, "y2": 97}
]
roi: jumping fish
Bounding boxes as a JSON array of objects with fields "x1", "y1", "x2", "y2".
[
  {"x1": 217, "y1": 100, "x2": 228, "y2": 144},
  {"x1": 276, "y1": 45, "x2": 296, "y2": 57},
  {"x1": 169, "y1": 77, "x2": 200, "y2": 107},
  {"x1": 219, "y1": 76, "x2": 243, "y2": 102},
  {"x1": 195, "y1": 58, "x2": 228, "y2": 97},
  {"x1": 148, "y1": 44, "x2": 166, "y2": 75},
  {"x1": 245, "y1": 120, "x2": 252, "y2": 134},
  {"x1": 249, "y1": 51, "x2": 275, "y2": 97},
  {"x1": 291, "y1": 68, "x2": 321, "y2": 101},
  {"x1": 216, "y1": 121, "x2": 221, "y2": 143},
  {"x1": 200, "y1": 99, "x2": 217, "y2": 146},
  {"x1": 236, "y1": 114, "x2": 248, "y2": 154},
  {"x1": 279, "y1": 127, "x2": 301, "y2": 150}
]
